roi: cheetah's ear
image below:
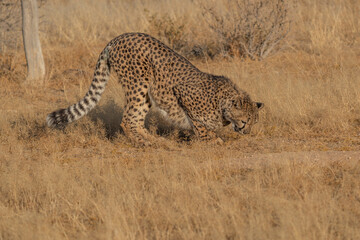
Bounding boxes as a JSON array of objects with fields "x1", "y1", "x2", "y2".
[{"x1": 255, "y1": 102, "x2": 264, "y2": 110}]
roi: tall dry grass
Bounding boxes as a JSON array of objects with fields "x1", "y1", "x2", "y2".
[
  {"x1": 1, "y1": 134, "x2": 359, "y2": 239},
  {"x1": 0, "y1": 0, "x2": 360, "y2": 239}
]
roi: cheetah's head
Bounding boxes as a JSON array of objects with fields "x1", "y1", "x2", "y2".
[{"x1": 222, "y1": 96, "x2": 264, "y2": 135}]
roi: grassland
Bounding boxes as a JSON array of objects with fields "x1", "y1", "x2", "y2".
[{"x1": 0, "y1": 0, "x2": 360, "y2": 239}]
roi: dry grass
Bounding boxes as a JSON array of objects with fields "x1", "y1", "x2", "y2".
[{"x1": 0, "y1": 0, "x2": 360, "y2": 239}]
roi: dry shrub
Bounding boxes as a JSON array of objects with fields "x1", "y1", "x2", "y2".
[
  {"x1": 146, "y1": 12, "x2": 188, "y2": 52},
  {"x1": 200, "y1": 0, "x2": 290, "y2": 59}
]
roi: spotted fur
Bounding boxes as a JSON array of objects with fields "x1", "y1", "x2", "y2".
[{"x1": 47, "y1": 33, "x2": 263, "y2": 145}]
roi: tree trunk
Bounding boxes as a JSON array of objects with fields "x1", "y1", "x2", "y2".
[{"x1": 21, "y1": 0, "x2": 45, "y2": 83}]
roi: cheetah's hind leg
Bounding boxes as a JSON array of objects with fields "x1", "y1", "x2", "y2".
[
  {"x1": 120, "y1": 96, "x2": 153, "y2": 146},
  {"x1": 120, "y1": 93, "x2": 171, "y2": 147}
]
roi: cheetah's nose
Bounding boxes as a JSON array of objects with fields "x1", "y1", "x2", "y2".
[{"x1": 234, "y1": 125, "x2": 240, "y2": 132}]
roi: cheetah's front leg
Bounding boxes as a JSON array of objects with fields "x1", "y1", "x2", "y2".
[{"x1": 191, "y1": 120, "x2": 223, "y2": 144}]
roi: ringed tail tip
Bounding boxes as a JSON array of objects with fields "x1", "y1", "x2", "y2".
[{"x1": 46, "y1": 108, "x2": 68, "y2": 128}]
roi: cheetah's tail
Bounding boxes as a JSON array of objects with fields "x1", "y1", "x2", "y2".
[{"x1": 46, "y1": 45, "x2": 111, "y2": 128}]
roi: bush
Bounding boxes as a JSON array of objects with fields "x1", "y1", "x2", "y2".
[
  {"x1": 201, "y1": 0, "x2": 291, "y2": 60},
  {"x1": 146, "y1": 11, "x2": 188, "y2": 52}
]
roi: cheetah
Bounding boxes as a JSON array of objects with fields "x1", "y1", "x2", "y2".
[{"x1": 47, "y1": 33, "x2": 264, "y2": 145}]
